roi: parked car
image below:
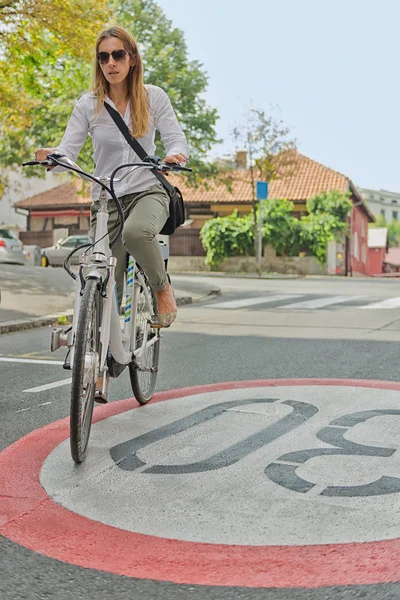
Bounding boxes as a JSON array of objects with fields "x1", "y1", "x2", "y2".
[
  {"x1": 0, "y1": 229, "x2": 25, "y2": 265},
  {"x1": 41, "y1": 234, "x2": 91, "y2": 267}
]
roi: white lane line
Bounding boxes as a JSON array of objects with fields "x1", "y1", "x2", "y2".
[
  {"x1": 23, "y1": 378, "x2": 72, "y2": 393},
  {"x1": 16, "y1": 407, "x2": 32, "y2": 414},
  {"x1": 211, "y1": 294, "x2": 304, "y2": 309},
  {"x1": 361, "y1": 297, "x2": 400, "y2": 309},
  {"x1": 37, "y1": 401, "x2": 52, "y2": 407},
  {"x1": 0, "y1": 357, "x2": 64, "y2": 365},
  {"x1": 279, "y1": 295, "x2": 362, "y2": 310}
]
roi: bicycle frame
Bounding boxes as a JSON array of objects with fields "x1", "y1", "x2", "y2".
[{"x1": 57, "y1": 171, "x2": 161, "y2": 388}]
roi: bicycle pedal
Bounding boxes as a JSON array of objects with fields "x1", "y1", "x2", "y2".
[{"x1": 94, "y1": 392, "x2": 108, "y2": 404}]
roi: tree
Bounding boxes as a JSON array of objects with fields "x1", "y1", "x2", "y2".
[
  {"x1": 224, "y1": 107, "x2": 298, "y2": 270},
  {"x1": 0, "y1": 0, "x2": 219, "y2": 191},
  {"x1": 232, "y1": 108, "x2": 298, "y2": 184},
  {"x1": 0, "y1": 0, "x2": 109, "y2": 126}
]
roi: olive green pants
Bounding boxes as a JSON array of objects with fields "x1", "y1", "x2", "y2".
[{"x1": 90, "y1": 184, "x2": 170, "y2": 306}]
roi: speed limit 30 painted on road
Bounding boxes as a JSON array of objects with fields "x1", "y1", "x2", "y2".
[{"x1": 1, "y1": 379, "x2": 400, "y2": 588}]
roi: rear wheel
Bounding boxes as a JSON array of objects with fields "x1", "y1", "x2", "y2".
[
  {"x1": 129, "y1": 273, "x2": 160, "y2": 404},
  {"x1": 70, "y1": 278, "x2": 101, "y2": 463}
]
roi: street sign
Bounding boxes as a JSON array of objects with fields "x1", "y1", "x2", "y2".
[{"x1": 256, "y1": 180, "x2": 268, "y2": 200}]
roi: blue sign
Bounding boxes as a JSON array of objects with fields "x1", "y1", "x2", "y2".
[{"x1": 256, "y1": 181, "x2": 269, "y2": 200}]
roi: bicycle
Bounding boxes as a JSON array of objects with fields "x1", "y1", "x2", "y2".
[{"x1": 22, "y1": 153, "x2": 191, "y2": 463}]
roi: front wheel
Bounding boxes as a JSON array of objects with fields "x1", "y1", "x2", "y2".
[
  {"x1": 129, "y1": 273, "x2": 160, "y2": 404},
  {"x1": 70, "y1": 278, "x2": 101, "y2": 463}
]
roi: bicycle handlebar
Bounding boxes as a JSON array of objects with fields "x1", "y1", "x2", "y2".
[{"x1": 22, "y1": 154, "x2": 192, "y2": 179}]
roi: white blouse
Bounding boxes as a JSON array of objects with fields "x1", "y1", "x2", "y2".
[{"x1": 56, "y1": 84, "x2": 189, "y2": 200}]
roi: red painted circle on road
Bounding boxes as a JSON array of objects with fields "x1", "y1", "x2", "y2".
[{"x1": 1, "y1": 379, "x2": 400, "y2": 588}]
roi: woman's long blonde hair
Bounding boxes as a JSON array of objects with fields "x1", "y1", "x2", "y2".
[{"x1": 91, "y1": 26, "x2": 149, "y2": 138}]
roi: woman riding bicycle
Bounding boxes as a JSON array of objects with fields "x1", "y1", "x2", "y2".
[{"x1": 35, "y1": 25, "x2": 189, "y2": 328}]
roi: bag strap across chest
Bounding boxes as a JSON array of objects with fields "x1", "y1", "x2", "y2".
[{"x1": 104, "y1": 101, "x2": 175, "y2": 195}]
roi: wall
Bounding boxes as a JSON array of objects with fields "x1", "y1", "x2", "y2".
[
  {"x1": 368, "y1": 247, "x2": 385, "y2": 276},
  {"x1": 168, "y1": 254, "x2": 328, "y2": 276},
  {"x1": 350, "y1": 206, "x2": 369, "y2": 275}
]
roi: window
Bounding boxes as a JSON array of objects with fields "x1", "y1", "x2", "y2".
[
  {"x1": 362, "y1": 244, "x2": 367, "y2": 265},
  {"x1": 353, "y1": 231, "x2": 359, "y2": 260},
  {"x1": 392, "y1": 200, "x2": 398, "y2": 204},
  {"x1": 60, "y1": 237, "x2": 79, "y2": 248},
  {"x1": 393, "y1": 211, "x2": 398, "y2": 221},
  {"x1": 0, "y1": 229, "x2": 17, "y2": 240}
]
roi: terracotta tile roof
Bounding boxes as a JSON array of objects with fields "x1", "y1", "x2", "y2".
[
  {"x1": 14, "y1": 179, "x2": 91, "y2": 209},
  {"x1": 169, "y1": 153, "x2": 349, "y2": 203}
]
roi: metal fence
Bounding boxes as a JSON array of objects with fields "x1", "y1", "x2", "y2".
[
  {"x1": 169, "y1": 228, "x2": 205, "y2": 256},
  {"x1": 19, "y1": 231, "x2": 54, "y2": 248},
  {"x1": 18, "y1": 227, "x2": 205, "y2": 255}
]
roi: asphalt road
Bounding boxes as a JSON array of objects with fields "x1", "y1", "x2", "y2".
[{"x1": 1, "y1": 275, "x2": 400, "y2": 599}]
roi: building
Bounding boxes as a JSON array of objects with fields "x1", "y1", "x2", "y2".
[
  {"x1": 367, "y1": 227, "x2": 388, "y2": 276},
  {"x1": 14, "y1": 152, "x2": 375, "y2": 275},
  {"x1": 0, "y1": 169, "x2": 60, "y2": 232},
  {"x1": 357, "y1": 187, "x2": 400, "y2": 223}
]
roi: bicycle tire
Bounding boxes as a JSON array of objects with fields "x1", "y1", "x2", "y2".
[
  {"x1": 129, "y1": 272, "x2": 160, "y2": 404},
  {"x1": 70, "y1": 278, "x2": 101, "y2": 463}
]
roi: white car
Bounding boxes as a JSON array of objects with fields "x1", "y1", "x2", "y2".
[
  {"x1": 41, "y1": 234, "x2": 91, "y2": 267},
  {"x1": 0, "y1": 229, "x2": 25, "y2": 265}
]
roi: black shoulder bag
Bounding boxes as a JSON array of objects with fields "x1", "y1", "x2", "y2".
[{"x1": 104, "y1": 101, "x2": 185, "y2": 235}]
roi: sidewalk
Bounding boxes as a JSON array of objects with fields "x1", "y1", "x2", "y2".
[{"x1": 0, "y1": 265, "x2": 220, "y2": 334}]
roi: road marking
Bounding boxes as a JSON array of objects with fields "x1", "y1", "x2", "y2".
[
  {"x1": 0, "y1": 357, "x2": 64, "y2": 365},
  {"x1": 37, "y1": 401, "x2": 52, "y2": 407},
  {"x1": 3, "y1": 380, "x2": 400, "y2": 589},
  {"x1": 279, "y1": 295, "x2": 362, "y2": 310},
  {"x1": 361, "y1": 296, "x2": 400, "y2": 309},
  {"x1": 23, "y1": 378, "x2": 71, "y2": 393},
  {"x1": 212, "y1": 294, "x2": 303, "y2": 309},
  {"x1": 15, "y1": 407, "x2": 32, "y2": 414}
]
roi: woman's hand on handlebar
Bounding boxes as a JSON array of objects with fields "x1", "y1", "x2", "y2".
[
  {"x1": 161, "y1": 153, "x2": 189, "y2": 174},
  {"x1": 163, "y1": 153, "x2": 188, "y2": 166},
  {"x1": 34, "y1": 147, "x2": 58, "y2": 170}
]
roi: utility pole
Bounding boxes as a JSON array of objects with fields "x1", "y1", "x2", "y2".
[{"x1": 256, "y1": 181, "x2": 268, "y2": 275}]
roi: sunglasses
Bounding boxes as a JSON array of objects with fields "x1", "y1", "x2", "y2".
[{"x1": 96, "y1": 49, "x2": 129, "y2": 64}]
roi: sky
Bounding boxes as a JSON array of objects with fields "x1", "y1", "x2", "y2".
[{"x1": 156, "y1": 0, "x2": 399, "y2": 193}]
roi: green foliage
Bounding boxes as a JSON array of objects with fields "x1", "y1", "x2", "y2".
[
  {"x1": 200, "y1": 190, "x2": 353, "y2": 269},
  {"x1": 0, "y1": 0, "x2": 220, "y2": 188},
  {"x1": 199, "y1": 211, "x2": 255, "y2": 269},
  {"x1": 260, "y1": 198, "x2": 302, "y2": 257},
  {"x1": 200, "y1": 199, "x2": 303, "y2": 269},
  {"x1": 302, "y1": 191, "x2": 353, "y2": 265}
]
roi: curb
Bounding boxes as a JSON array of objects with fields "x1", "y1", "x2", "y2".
[
  {"x1": 0, "y1": 310, "x2": 74, "y2": 335},
  {"x1": 0, "y1": 289, "x2": 220, "y2": 335}
]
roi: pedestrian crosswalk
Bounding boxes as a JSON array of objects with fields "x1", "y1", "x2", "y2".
[{"x1": 209, "y1": 294, "x2": 400, "y2": 311}]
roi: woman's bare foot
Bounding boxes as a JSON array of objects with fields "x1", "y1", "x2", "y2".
[{"x1": 153, "y1": 283, "x2": 177, "y2": 328}]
